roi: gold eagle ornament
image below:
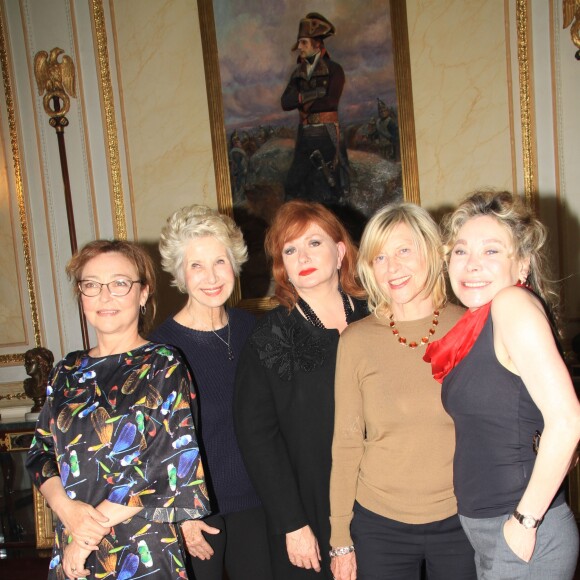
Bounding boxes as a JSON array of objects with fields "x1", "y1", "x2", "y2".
[
  {"x1": 563, "y1": 0, "x2": 580, "y2": 59},
  {"x1": 34, "y1": 47, "x2": 76, "y2": 118}
]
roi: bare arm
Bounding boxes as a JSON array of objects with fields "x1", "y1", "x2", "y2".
[
  {"x1": 59, "y1": 500, "x2": 143, "y2": 577},
  {"x1": 492, "y1": 288, "x2": 580, "y2": 560},
  {"x1": 94, "y1": 499, "x2": 143, "y2": 526},
  {"x1": 39, "y1": 476, "x2": 110, "y2": 548}
]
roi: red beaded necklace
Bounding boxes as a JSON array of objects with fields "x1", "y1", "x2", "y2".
[{"x1": 388, "y1": 310, "x2": 440, "y2": 349}]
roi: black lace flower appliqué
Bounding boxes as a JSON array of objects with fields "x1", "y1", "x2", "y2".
[{"x1": 251, "y1": 313, "x2": 332, "y2": 381}]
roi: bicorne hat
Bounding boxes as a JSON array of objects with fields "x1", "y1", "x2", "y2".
[{"x1": 291, "y1": 12, "x2": 335, "y2": 51}]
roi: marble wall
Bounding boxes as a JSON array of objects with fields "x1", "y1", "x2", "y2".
[
  {"x1": 407, "y1": 0, "x2": 514, "y2": 211},
  {"x1": 0, "y1": 0, "x2": 578, "y2": 398},
  {"x1": 0, "y1": 124, "x2": 27, "y2": 346},
  {"x1": 111, "y1": 0, "x2": 217, "y2": 242}
]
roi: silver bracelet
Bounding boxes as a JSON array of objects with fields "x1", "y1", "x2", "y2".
[{"x1": 329, "y1": 545, "x2": 355, "y2": 558}]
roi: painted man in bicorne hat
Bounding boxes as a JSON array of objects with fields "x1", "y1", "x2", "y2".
[{"x1": 281, "y1": 12, "x2": 349, "y2": 204}]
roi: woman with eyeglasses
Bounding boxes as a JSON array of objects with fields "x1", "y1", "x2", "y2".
[{"x1": 27, "y1": 240, "x2": 209, "y2": 580}]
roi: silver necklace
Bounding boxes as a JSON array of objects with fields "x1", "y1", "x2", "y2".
[
  {"x1": 187, "y1": 307, "x2": 234, "y2": 360},
  {"x1": 211, "y1": 317, "x2": 234, "y2": 360}
]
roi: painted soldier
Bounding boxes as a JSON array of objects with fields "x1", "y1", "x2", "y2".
[{"x1": 281, "y1": 12, "x2": 349, "y2": 204}]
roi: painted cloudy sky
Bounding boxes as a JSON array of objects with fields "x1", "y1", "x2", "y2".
[{"x1": 212, "y1": 0, "x2": 397, "y2": 130}]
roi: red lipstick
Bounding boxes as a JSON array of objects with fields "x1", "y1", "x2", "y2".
[{"x1": 299, "y1": 268, "x2": 317, "y2": 276}]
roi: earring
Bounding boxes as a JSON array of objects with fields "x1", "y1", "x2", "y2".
[{"x1": 140, "y1": 304, "x2": 146, "y2": 315}]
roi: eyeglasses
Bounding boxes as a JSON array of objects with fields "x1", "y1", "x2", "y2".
[{"x1": 78, "y1": 279, "x2": 142, "y2": 297}]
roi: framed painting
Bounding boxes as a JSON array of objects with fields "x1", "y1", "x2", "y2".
[{"x1": 198, "y1": 0, "x2": 419, "y2": 310}]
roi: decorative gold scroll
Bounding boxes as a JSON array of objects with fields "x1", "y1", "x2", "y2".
[
  {"x1": 516, "y1": 0, "x2": 538, "y2": 209},
  {"x1": 91, "y1": 0, "x2": 127, "y2": 240}
]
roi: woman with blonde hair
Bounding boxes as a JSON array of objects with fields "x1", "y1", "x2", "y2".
[
  {"x1": 425, "y1": 190, "x2": 580, "y2": 578},
  {"x1": 234, "y1": 200, "x2": 367, "y2": 579},
  {"x1": 330, "y1": 203, "x2": 475, "y2": 580},
  {"x1": 150, "y1": 204, "x2": 272, "y2": 580}
]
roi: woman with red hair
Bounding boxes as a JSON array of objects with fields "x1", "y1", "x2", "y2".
[{"x1": 234, "y1": 201, "x2": 367, "y2": 579}]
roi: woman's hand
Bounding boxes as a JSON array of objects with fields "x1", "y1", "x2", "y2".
[
  {"x1": 181, "y1": 520, "x2": 220, "y2": 560},
  {"x1": 62, "y1": 541, "x2": 92, "y2": 578},
  {"x1": 286, "y1": 525, "x2": 321, "y2": 572},
  {"x1": 503, "y1": 517, "x2": 536, "y2": 562},
  {"x1": 58, "y1": 498, "x2": 110, "y2": 549},
  {"x1": 330, "y1": 551, "x2": 356, "y2": 580}
]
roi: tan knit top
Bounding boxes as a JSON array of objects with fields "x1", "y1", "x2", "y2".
[{"x1": 329, "y1": 303, "x2": 465, "y2": 547}]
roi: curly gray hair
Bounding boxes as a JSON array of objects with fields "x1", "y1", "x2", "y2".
[{"x1": 159, "y1": 205, "x2": 248, "y2": 294}]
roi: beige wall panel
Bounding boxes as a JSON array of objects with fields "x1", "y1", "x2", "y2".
[
  {"x1": 407, "y1": 0, "x2": 513, "y2": 211},
  {"x1": 0, "y1": 129, "x2": 26, "y2": 345},
  {"x1": 112, "y1": 0, "x2": 216, "y2": 242}
]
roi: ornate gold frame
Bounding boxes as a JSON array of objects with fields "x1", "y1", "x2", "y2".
[
  {"x1": 0, "y1": 427, "x2": 54, "y2": 548},
  {"x1": 33, "y1": 486, "x2": 55, "y2": 549},
  {"x1": 516, "y1": 0, "x2": 538, "y2": 209},
  {"x1": 198, "y1": 0, "x2": 419, "y2": 312},
  {"x1": 0, "y1": 7, "x2": 41, "y2": 367},
  {"x1": 91, "y1": 0, "x2": 127, "y2": 240}
]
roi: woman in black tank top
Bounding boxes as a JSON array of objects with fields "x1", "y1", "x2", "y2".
[{"x1": 427, "y1": 190, "x2": 580, "y2": 579}]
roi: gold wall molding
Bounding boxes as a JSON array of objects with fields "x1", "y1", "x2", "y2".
[
  {"x1": 390, "y1": 0, "x2": 420, "y2": 206},
  {"x1": 516, "y1": 0, "x2": 538, "y2": 209},
  {"x1": 0, "y1": 7, "x2": 41, "y2": 367},
  {"x1": 91, "y1": 0, "x2": 126, "y2": 240}
]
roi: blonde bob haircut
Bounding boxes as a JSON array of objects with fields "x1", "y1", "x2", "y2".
[
  {"x1": 159, "y1": 204, "x2": 248, "y2": 294},
  {"x1": 357, "y1": 203, "x2": 446, "y2": 317}
]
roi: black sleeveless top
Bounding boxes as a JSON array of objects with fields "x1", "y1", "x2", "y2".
[{"x1": 442, "y1": 313, "x2": 564, "y2": 518}]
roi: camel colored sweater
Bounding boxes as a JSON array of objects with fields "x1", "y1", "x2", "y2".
[{"x1": 329, "y1": 304, "x2": 464, "y2": 547}]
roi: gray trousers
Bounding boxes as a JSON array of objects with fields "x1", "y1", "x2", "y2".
[{"x1": 459, "y1": 503, "x2": 578, "y2": 579}]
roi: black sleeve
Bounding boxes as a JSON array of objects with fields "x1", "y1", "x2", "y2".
[
  {"x1": 233, "y1": 340, "x2": 308, "y2": 535},
  {"x1": 281, "y1": 75, "x2": 301, "y2": 111},
  {"x1": 308, "y1": 61, "x2": 345, "y2": 113}
]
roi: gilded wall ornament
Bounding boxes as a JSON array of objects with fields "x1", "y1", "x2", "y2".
[
  {"x1": 34, "y1": 47, "x2": 76, "y2": 119},
  {"x1": 563, "y1": 0, "x2": 580, "y2": 60}
]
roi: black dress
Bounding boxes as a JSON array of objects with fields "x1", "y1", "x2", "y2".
[
  {"x1": 26, "y1": 343, "x2": 209, "y2": 579},
  {"x1": 234, "y1": 301, "x2": 367, "y2": 579}
]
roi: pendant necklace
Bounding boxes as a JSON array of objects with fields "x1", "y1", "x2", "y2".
[
  {"x1": 211, "y1": 315, "x2": 234, "y2": 360},
  {"x1": 388, "y1": 309, "x2": 440, "y2": 348},
  {"x1": 189, "y1": 307, "x2": 234, "y2": 360},
  {"x1": 298, "y1": 286, "x2": 354, "y2": 329}
]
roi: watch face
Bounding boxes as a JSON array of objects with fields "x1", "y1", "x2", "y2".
[{"x1": 522, "y1": 516, "x2": 535, "y2": 529}]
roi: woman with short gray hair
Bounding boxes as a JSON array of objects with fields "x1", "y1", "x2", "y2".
[{"x1": 150, "y1": 204, "x2": 272, "y2": 580}]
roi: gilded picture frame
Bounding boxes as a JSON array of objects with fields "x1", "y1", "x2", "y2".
[
  {"x1": 0, "y1": 427, "x2": 54, "y2": 549},
  {"x1": 0, "y1": 9, "x2": 41, "y2": 368},
  {"x1": 33, "y1": 485, "x2": 55, "y2": 549},
  {"x1": 198, "y1": 0, "x2": 419, "y2": 312}
]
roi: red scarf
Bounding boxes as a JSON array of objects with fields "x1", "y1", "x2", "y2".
[{"x1": 423, "y1": 302, "x2": 491, "y2": 383}]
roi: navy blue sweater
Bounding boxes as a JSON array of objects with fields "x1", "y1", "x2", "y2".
[{"x1": 150, "y1": 308, "x2": 261, "y2": 515}]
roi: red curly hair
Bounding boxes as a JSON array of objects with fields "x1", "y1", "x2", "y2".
[{"x1": 265, "y1": 201, "x2": 365, "y2": 310}]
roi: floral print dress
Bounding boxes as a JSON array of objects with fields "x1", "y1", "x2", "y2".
[{"x1": 27, "y1": 343, "x2": 210, "y2": 580}]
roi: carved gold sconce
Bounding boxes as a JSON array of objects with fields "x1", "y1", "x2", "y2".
[{"x1": 563, "y1": 0, "x2": 580, "y2": 60}]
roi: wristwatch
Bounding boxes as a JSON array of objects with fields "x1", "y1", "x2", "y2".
[{"x1": 512, "y1": 509, "x2": 542, "y2": 529}]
